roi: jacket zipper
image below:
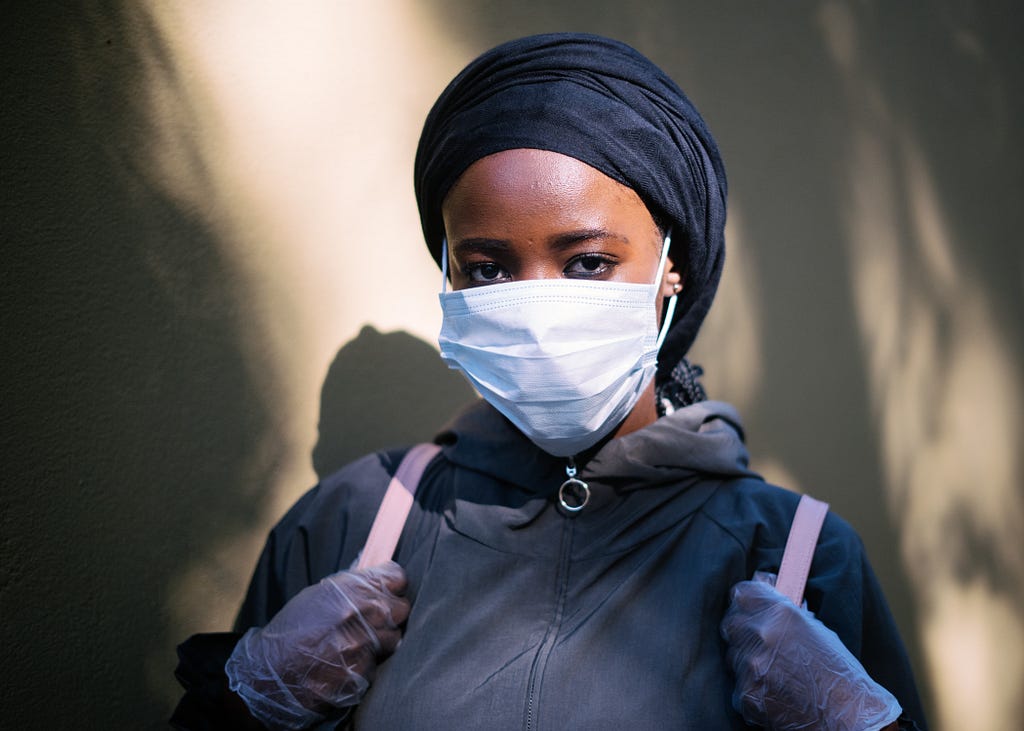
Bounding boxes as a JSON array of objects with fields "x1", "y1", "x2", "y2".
[{"x1": 524, "y1": 515, "x2": 574, "y2": 731}]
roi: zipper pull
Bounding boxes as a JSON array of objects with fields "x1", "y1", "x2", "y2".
[{"x1": 558, "y1": 457, "x2": 590, "y2": 513}]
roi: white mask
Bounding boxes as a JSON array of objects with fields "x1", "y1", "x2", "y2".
[{"x1": 437, "y1": 234, "x2": 677, "y2": 457}]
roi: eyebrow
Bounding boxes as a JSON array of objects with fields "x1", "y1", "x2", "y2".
[
  {"x1": 550, "y1": 228, "x2": 627, "y2": 250},
  {"x1": 451, "y1": 228, "x2": 628, "y2": 256},
  {"x1": 450, "y1": 238, "x2": 512, "y2": 257}
]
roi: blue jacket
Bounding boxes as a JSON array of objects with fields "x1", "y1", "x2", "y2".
[{"x1": 175, "y1": 400, "x2": 927, "y2": 729}]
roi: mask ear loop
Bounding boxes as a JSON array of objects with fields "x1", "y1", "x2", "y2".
[
  {"x1": 656, "y1": 230, "x2": 678, "y2": 350},
  {"x1": 440, "y1": 238, "x2": 450, "y2": 294}
]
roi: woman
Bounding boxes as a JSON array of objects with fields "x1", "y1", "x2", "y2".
[{"x1": 173, "y1": 33, "x2": 927, "y2": 730}]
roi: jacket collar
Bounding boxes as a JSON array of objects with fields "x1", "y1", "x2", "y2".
[{"x1": 436, "y1": 399, "x2": 757, "y2": 497}]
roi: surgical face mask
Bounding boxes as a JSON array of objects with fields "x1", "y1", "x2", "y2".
[{"x1": 437, "y1": 233, "x2": 678, "y2": 457}]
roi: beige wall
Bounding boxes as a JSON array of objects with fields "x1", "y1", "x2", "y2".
[{"x1": 3, "y1": 1, "x2": 1021, "y2": 728}]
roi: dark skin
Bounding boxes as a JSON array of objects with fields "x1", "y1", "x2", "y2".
[{"x1": 442, "y1": 147, "x2": 682, "y2": 443}]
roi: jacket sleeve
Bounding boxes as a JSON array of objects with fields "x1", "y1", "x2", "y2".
[
  {"x1": 854, "y1": 552, "x2": 929, "y2": 730},
  {"x1": 234, "y1": 450, "x2": 403, "y2": 629},
  {"x1": 712, "y1": 479, "x2": 930, "y2": 729},
  {"x1": 170, "y1": 632, "x2": 263, "y2": 730},
  {"x1": 170, "y1": 449, "x2": 404, "y2": 729},
  {"x1": 803, "y1": 516, "x2": 929, "y2": 731}
]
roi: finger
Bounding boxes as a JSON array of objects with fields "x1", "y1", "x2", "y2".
[
  {"x1": 724, "y1": 585, "x2": 752, "y2": 635},
  {"x1": 721, "y1": 592, "x2": 757, "y2": 643},
  {"x1": 338, "y1": 640, "x2": 380, "y2": 683},
  {"x1": 353, "y1": 592, "x2": 409, "y2": 632},
  {"x1": 374, "y1": 625, "x2": 405, "y2": 656},
  {"x1": 732, "y1": 683, "x2": 768, "y2": 727},
  {"x1": 362, "y1": 561, "x2": 408, "y2": 596},
  {"x1": 388, "y1": 595, "x2": 411, "y2": 626},
  {"x1": 729, "y1": 579, "x2": 779, "y2": 609}
]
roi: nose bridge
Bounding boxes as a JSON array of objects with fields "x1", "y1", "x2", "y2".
[
  {"x1": 519, "y1": 259, "x2": 564, "y2": 281},
  {"x1": 513, "y1": 236, "x2": 564, "y2": 281}
]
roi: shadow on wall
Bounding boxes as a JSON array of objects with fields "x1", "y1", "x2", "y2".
[
  {"x1": 2, "y1": 4, "x2": 287, "y2": 728},
  {"x1": 2, "y1": 4, "x2": 476, "y2": 726},
  {"x1": 818, "y1": 4, "x2": 1024, "y2": 729},
  {"x1": 313, "y1": 326, "x2": 477, "y2": 480}
]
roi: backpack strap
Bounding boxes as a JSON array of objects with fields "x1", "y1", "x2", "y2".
[
  {"x1": 775, "y1": 494, "x2": 830, "y2": 605},
  {"x1": 356, "y1": 443, "x2": 442, "y2": 570}
]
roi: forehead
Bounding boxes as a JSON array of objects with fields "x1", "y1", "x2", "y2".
[{"x1": 442, "y1": 149, "x2": 655, "y2": 236}]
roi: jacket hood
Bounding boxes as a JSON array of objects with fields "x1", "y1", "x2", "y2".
[
  {"x1": 436, "y1": 399, "x2": 758, "y2": 497},
  {"x1": 434, "y1": 399, "x2": 760, "y2": 557}
]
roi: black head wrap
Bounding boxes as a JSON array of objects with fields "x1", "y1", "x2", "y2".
[{"x1": 415, "y1": 32, "x2": 727, "y2": 383}]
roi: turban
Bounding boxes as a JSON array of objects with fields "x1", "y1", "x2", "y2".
[{"x1": 414, "y1": 33, "x2": 727, "y2": 378}]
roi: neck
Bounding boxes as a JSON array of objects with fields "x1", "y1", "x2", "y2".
[{"x1": 612, "y1": 382, "x2": 659, "y2": 440}]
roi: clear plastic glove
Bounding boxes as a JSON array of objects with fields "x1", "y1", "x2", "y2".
[
  {"x1": 225, "y1": 561, "x2": 410, "y2": 730},
  {"x1": 721, "y1": 580, "x2": 901, "y2": 731}
]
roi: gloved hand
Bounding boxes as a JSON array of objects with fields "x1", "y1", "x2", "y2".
[
  {"x1": 721, "y1": 580, "x2": 902, "y2": 731},
  {"x1": 225, "y1": 561, "x2": 410, "y2": 730}
]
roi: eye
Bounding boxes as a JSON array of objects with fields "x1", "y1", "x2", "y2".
[
  {"x1": 565, "y1": 253, "x2": 615, "y2": 278},
  {"x1": 464, "y1": 261, "x2": 510, "y2": 285}
]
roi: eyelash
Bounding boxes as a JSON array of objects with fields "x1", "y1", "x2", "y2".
[
  {"x1": 464, "y1": 261, "x2": 509, "y2": 284},
  {"x1": 565, "y1": 253, "x2": 615, "y2": 277},
  {"x1": 462, "y1": 253, "x2": 617, "y2": 284}
]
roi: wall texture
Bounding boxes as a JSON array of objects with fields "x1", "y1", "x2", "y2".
[{"x1": 3, "y1": 1, "x2": 1021, "y2": 728}]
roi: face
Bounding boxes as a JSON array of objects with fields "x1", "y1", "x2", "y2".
[
  {"x1": 442, "y1": 149, "x2": 679, "y2": 301},
  {"x1": 441, "y1": 148, "x2": 682, "y2": 442}
]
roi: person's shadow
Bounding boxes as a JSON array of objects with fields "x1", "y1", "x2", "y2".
[{"x1": 313, "y1": 325, "x2": 478, "y2": 479}]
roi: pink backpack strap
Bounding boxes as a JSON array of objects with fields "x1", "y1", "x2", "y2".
[
  {"x1": 775, "y1": 494, "x2": 830, "y2": 605},
  {"x1": 356, "y1": 443, "x2": 442, "y2": 570}
]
